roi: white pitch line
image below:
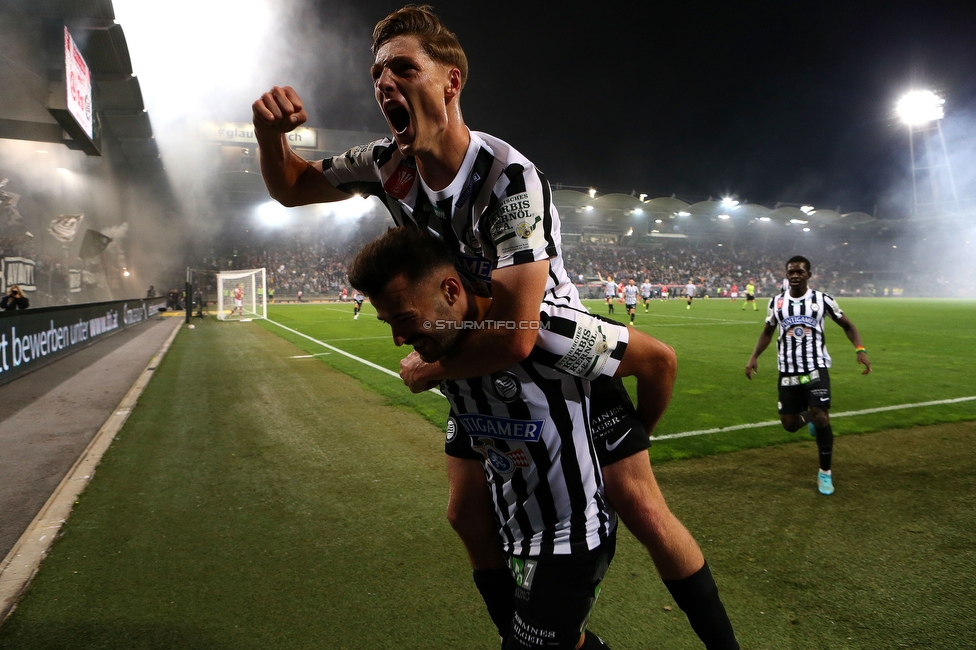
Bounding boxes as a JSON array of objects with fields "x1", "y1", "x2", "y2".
[
  {"x1": 652, "y1": 395, "x2": 976, "y2": 441},
  {"x1": 266, "y1": 319, "x2": 445, "y2": 398},
  {"x1": 288, "y1": 353, "x2": 332, "y2": 358}
]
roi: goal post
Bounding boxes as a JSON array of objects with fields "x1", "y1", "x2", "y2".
[{"x1": 217, "y1": 268, "x2": 267, "y2": 321}]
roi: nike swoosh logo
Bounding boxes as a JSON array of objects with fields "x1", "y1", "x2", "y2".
[
  {"x1": 605, "y1": 428, "x2": 633, "y2": 451},
  {"x1": 820, "y1": 398, "x2": 829, "y2": 401}
]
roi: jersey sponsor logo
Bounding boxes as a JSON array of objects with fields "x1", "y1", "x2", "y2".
[
  {"x1": 554, "y1": 313, "x2": 619, "y2": 380},
  {"x1": 446, "y1": 417, "x2": 458, "y2": 443},
  {"x1": 489, "y1": 191, "x2": 544, "y2": 255},
  {"x1": 509, "y1": 557, "x2": 538, "y2": 590},
  {"x1": 455, "y1": 172, "x2": 481, "y2": 209},
  {"x1": 789, "y1": 326, "x2": 812, "y2": 339},
  {"x1": 383, "y1": 163, "x2": 416, "y2": 200},
  {"x1": 605, "y1": 428, "x2": 633, "y2": 452},
  {"x1": 454, "y1": 253, "x2": 493, "y2": 297},
  {"x1": 477, "y1": 440, "x2": 530, "y2": 475},
  {"x1": 811, "y1": 303, "x2": 819, "y2": 312},
  {"x1": 776, "y1": 297, "x2": 785, "y2": 309},
  {"x1": 782, "y1": 315, "x2": 818, "y2": 328},
  {"x1": 456, "y1": 414, "x2": 545, "y2": 442},
  {"x1": 491, "y1": 371, "x2": 522, "y2": 403}
]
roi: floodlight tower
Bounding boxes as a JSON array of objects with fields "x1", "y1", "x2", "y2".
[{"x1": 896, "y1": 90, "x2": 959, "y2": 217}]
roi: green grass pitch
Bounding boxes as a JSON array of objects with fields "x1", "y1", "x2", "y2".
[
  {"x1": 261, "y1": 296, "x2": 976, "y2": 459},
  {"x1": 0, "y1": 298, "x2": 973, "y2": 648}
]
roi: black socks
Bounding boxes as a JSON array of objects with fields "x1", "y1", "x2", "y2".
[{"x1": 663, "y1": 562, "x2": 740, "y2": 650}]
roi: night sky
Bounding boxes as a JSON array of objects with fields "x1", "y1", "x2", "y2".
[{"x1": 299, "y1": 0, "x2": 976, "y2": 216}]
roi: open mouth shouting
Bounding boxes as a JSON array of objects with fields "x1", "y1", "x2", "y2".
[{"x1": 384, "y1": 100, "x2": 412, "y2": 142}]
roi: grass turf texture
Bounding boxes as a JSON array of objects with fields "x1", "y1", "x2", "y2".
[
  {"x1": 2, "y1": 301, "x2": 974, "y2": 648},
  {"x1": 260, "y1": 297, "x2": 976, "y2": 462}
]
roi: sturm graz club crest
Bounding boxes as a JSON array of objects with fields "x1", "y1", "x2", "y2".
[
  {"x1": 446, "y1": 417, "x2": 458, "y2": 443},
  {"x1": 491, "y1": 371, "x2": 521, "y2": 403}
]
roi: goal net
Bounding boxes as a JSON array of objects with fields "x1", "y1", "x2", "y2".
[{"x1": 217, "y1": 268, "x2": 267, "y2": 321}]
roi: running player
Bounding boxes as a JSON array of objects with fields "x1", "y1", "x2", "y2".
[
  {"x1": 685, "y1": 280, "x2": 696, "y2": 310},
  {"x1": 351, "y1": 227, "x2": 684, "y2": 649},
  {"x1": 640, "y1": 278, "x2": 652, "y2": 313},
  {"x1": 603, "y1": 275, "x2": 617, "y2": 313},
  {"x1": 743, "y1": 280, "x2": 757, "y2": 311},
  {"x1": 254, "y1": 7, "x2": 737, "y2": 648},
  {"x1": 745, "y1": 256, "x2": 871, "y2": 495},
  {"x1": 352, "y1": 289, "x2": 365, "y2": 319},
  {"x1": 624, "y1": 278, "x2": 639, "y2": 325}
]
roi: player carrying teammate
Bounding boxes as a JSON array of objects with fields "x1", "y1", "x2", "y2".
[{"x1": 254, "y1": 6, "x2": 737, "y2": 647}]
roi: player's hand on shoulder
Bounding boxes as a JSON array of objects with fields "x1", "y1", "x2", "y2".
[{"x1": 253, "y1": 86, "x2": 308, "y2": 134}]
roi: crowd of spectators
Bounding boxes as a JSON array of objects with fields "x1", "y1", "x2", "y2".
[{"x1": 214, "y1": 224, "x2": 976, "y2": 300}]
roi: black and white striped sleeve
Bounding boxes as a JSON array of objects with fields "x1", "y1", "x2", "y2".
[{"x1": 530, "y1": 303, "x2": 630, "y2": 381}]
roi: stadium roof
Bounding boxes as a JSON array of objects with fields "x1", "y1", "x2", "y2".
[{"x1": 552, "y1": 190, "x2": 877, "y2": 229}]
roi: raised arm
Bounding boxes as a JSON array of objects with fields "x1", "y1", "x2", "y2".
[
  {"x1": 745, "y1": 322, "x2": 777, "y2": 380},
  {"x1": 399, "y1": 260, "x2": 548, "y2": 391},
  {"x1": 252, "y1": 86, "x2": 351, "y2": 207}
]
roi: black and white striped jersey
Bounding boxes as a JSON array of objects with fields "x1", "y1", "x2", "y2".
[
  {"x1": 765, "y1": 289, "x2": 844, "y2": 374},
  {"x1": 321, "y1": 130, "x2": 581, "y2": 309},
  {"x1": 444, "y1": 302, "x2": 630, "y2": 558},
  {"x1": 623, "y1": 285, "x2": 638, "y2": 305}
]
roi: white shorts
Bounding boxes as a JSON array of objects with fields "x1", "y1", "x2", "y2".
[
  {"x1": 234, "y1": 299, "x2": 243, "y2": 307},
  {"x1": 731, "y1": 292, "x2": 738, "y2": 298}
]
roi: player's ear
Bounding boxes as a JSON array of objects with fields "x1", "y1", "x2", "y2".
[
  {"x1": 442, "y1": 275, "x2": 462, "y2": 305},
  {"x1": 444, "y1": 67, "x2": 461, "y2": 100}
]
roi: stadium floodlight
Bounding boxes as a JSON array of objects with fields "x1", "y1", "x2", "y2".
[
  {"x1": 790, "y1": 218, "x2": 808, "y2": 224},
  {"x1": 721, "y1": 197, "x2": 739, "y2": 209},
  {"x1": 803, "y1": 227, "x2": 811, "y2": 232},
  {"x1": 639, "y1": 193, "x2": 647, "y2": 201},
  {"x1": 588, "y1": 188, "x2": 597, "y2": 198},
  {"x1": 677, "y1": 211, "x2": 691, "y2": 217},
  {"x1": 717, "y1": 214, "x2": 730, "y2": 220},
  {"x1": 759, "y1": 217, "x2": 771, "y2": 222},
  {"x1": 655, "y1": 219, "x2": 662, "y2": 224},
  {"x1": 320, "y1": 194, "x2": 372, "y2": 221},
  {"x1": 896, "y1": 90, "x2": 944, "y2": 125},
  {"x1": 633, "y1": 208, "x2": 643, "y2": 215},
  {"x1": 256, "y1": 200, "x2": 290, "y2": 228},
  {"x1": 800, "y1": 205, "x2": 815, "y2": 214},
  {"x1": 585, "y1": 205, "x2": 594, "y2": 212}
]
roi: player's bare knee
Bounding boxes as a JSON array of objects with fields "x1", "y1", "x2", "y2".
[{"x1": 809, "y1": 408, "x2": 830, "y2": 428}]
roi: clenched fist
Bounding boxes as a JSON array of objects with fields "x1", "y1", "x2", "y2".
[{"x1": 252, "y1": 86, "x2": 308, "y2": 135}]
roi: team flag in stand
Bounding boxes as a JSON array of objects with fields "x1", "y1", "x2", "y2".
[
  {"x1": 49, "y1": 213, "x2": 85, "y2": 242},
  {"x1": 78, "y1": 228, "x2": 112, "y2": 259}
]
